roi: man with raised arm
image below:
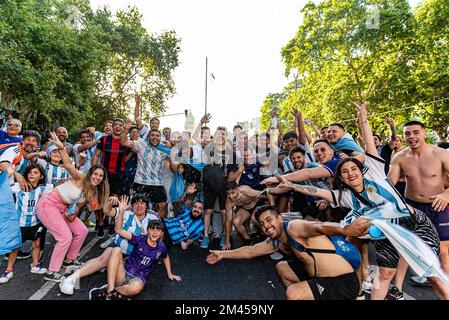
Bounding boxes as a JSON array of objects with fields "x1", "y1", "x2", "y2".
[
  {"x1": 388, "y1": 120, "x2": 449, "y2": 282},
  {"x1": 207, "y1": 205, "x2": 369, "y2": 300}
]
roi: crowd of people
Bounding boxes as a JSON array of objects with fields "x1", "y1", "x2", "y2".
[{"x1": 1, "y1": 95, "x2": 449, "y2": 301}]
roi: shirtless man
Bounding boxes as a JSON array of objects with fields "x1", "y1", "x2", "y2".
[
  {"x1": 389, "y1": 121, "x2": 449, "y2": 277},
  {"x1": 207, "y1": 205, "x2": 371, "y2": 300},
  {"x1": 225, "y1": 181, "x2": 267, "y2": 246}
]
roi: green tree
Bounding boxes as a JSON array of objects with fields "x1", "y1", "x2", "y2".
[{"x1": 0, "y1": 0, "x2": 180, "y2": 136}]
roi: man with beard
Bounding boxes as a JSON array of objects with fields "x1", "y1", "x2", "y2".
[
  {"x1": 0, "y1": 130, "x2": 42, "y2": 188},
  {"x1": 207, "y1": 205, "x2": 369, "y2": 300},
  {"x1": 120, "y1": 128, "x2": 171, "y2": 218},
  {"x1": 44, "y1": 127, "x2": 74, "y2": 158},
  {"x1": 0, "y1": 130, "x2": 43, "y2": 260},
  {"x1": 164, "y1": 183, "x2": 205, "y2": 250}
]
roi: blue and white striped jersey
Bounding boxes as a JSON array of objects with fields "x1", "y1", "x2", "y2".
[
  {"x1": 73, "y1": 143, "x2": 97, "y2": 175},
  {"x1": 133, "y1": 137, "x2": 171, "y2": 186},
  {"x1": 113, "y1": 207, "x2": 159, "y2": 255},
  {"x1": 40, "y1": 160, "x2": 71, "y2": 185},
  {"x1": 11, "y1": 183, "x2": 52, "y2": 227}
]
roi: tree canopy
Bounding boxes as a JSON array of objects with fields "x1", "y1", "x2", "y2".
[
  {"x1": 0, "y1": 0, "x2": 181, "y2": 135},
  {"x1": 260, "y1": 0, "x2": 449, "y2": 139}
]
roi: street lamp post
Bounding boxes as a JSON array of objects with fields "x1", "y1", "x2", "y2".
[{"x1": 204, "y1": 56, "x2": 208, "y2": 115}]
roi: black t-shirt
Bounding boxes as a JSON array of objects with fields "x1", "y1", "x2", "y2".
[{"x1": 379, "y1": 143, "x2": 392, "y2": 175}]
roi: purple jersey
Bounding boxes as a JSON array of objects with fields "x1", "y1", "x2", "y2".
[{"x1": 124, "y1": 234, "x2": 167, "y2": 282}]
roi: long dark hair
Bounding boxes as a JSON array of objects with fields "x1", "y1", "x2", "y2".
[
  {"x1": 332, "y1": 157, "x2": 365, "y2": 203},
  {"x1": 23, "y1": 163, "x2": 46, "y2": 187}
]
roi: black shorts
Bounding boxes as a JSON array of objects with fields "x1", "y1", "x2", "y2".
[
  {"x1": 132, "y1": 183, "x2": 167, "y2": 205},
  {"x1": 108, "y1": 172, "x2": 127, "y2": 196},
  {"x1": 20, "y1": 224, "x2": 46, "y2": 242},
  {"x1": 374, "y1": 208, "x2": 439, "y2": 268},
  {"x1": 203, "y1": 166, "x2": 227, "y2": 210},
  {"x1": 287, "y1": 259, "x2": 359, "y2": 300}
]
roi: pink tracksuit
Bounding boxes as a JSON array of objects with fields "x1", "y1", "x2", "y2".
[{"x1": 36, "y1": 191, "x2": 88, "y2": 272}]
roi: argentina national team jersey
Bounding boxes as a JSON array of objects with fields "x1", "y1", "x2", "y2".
[
  {"x1": 11, "y1": 184, "x2": 47, "y2": 227},
  {"x1": 331, "y1": 154, "x2": 411, "y2": 239},
  {"x1": 163, "y1": 208, "x2": 205, "y2": 244},
  {"x1": 114, "y1": 208, "x2": 159, "y2": 255},
  {"x1": 133, "y1": 137, "x2": 170, "y2": 186},
  {"x1": 43, "y1": 161, "x2": 71, "y2": 185},
  {"x1": 73, "y1": 143, "x2": 96, "y2": 174}
]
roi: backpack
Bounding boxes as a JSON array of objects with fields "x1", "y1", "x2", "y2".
[{"x1": 283, "y1": 221, "x2": 361, "y2": 276}]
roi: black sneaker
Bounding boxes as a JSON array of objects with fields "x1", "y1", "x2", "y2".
[
  {"x1": 17, "y1": 251, "x2": 32, "y2": 260},
  {"x1": 386, "y1": 285, "x2": 405, "y2": 300},
  {"x1": 63, "y1": 260, "x2": 84, "y2": 268},
  {"x1": 106, "y1": 289, "x2": 131, "y2": 300},
  {"x1": 108, "y1": 223, "x2": 116, "y2": 237},
  {"x1": 97, "y1": 225, "x2": 105, "y2": 238},
  {"x1": 44, "y1": 272, "x2": 65, "y2": 283},
  {"x1": 89, "y1": 284, "x2": 108, "y2": 300}
]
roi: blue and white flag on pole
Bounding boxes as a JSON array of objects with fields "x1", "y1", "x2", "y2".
[{"x1": 0, "y1": 171, "x2": 21, "y2": 255}]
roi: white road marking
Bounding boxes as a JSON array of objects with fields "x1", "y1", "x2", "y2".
[{"x1": 28, "y1": 236, "x2": 100, "y2": 300}]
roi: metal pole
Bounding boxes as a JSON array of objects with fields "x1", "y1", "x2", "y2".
[{"x1": 205, "y1": 56, "x2": 208, "y2": 115}]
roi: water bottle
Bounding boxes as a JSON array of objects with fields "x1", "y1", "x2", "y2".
[{"x1": 368, "y1": 225, "x2": 382, "y2": 238}]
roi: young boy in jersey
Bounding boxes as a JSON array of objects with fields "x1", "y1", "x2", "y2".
[
  {"x1": 89, "y1": 195, "x2": 181, "y2": 300},
  {"x1": 0, "y1": 164, "x2": 51, "y2": 283}
]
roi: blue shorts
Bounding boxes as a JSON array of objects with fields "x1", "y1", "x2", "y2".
[
  {"x1": 406, "y1": 198, "x2": 449, "y2": 241},
  {"x1": 124, "y1": 271, "x2": 146, "y2": 286}
]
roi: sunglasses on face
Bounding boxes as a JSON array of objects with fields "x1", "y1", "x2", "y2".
[
  {"x1": 7, "y1": 123, "x2": 19, "y2": 127},
  {"x1": 314, "y1": 148, "x2": 327, "y2": 153}
]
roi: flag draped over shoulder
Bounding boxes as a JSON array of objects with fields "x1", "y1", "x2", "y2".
[
  {"x1": 0, "y1": 171, "x2": 21, "y2": 255},
  {"x1": 361, "y1": 205, "x2": 449, "y2": 283},
  {"x1": 373, "y1": 220, "x2": 449, "y2": 283}
]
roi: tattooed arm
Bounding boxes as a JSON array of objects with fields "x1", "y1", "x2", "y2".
[{"x1": 275, "y1": 173, "x2": 334, "y2": 204}]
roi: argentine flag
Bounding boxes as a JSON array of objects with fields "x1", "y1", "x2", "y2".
[{"x1": 0, "y1": 171, "x2": 21, "y2": 255}]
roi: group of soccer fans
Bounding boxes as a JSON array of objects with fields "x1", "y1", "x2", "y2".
[{"x1": 1, "y1": 95, "x2": 449, "y2": 300}]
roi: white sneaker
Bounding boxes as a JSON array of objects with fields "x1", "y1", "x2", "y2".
[
  {"x1": 270, "y1": 252, "x2": 284, "y2": 261},
  {"x1": 362, "y1": 280, "x2": 372, "y2": 294},
  {"x1": 30, "y1": 265, "x2": 47, "y2": 274},
  {"x1": 100, "y1": 237, "x2": 114, "y2": 249},
  {"x1": 0, "y1": 271, "x2": 14, "y2": 284},
  {"x1": 356, "y1": 293, "x2": 366, "y2": 300},
  {"x1": 59, "y1": 276, "x2": 77, "y2": 295},
  {"x1": 411, "y1": 276, "x2": 431, "y2": 286}
]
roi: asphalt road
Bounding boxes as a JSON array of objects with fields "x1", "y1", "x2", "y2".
[{"x1": 0, "y1": 229, "x2": 438, "y2": 300}]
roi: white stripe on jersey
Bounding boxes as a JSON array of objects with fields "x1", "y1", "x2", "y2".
[
  {"x1": 16, "y1": 186, "x2": 46, "y2": 227},
  {"x1": 45, "y1": 163, "x2": 71, "y2": 185},
  {"x1": 113, "y1": 208, "x2": 158, "y2": 255}
]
